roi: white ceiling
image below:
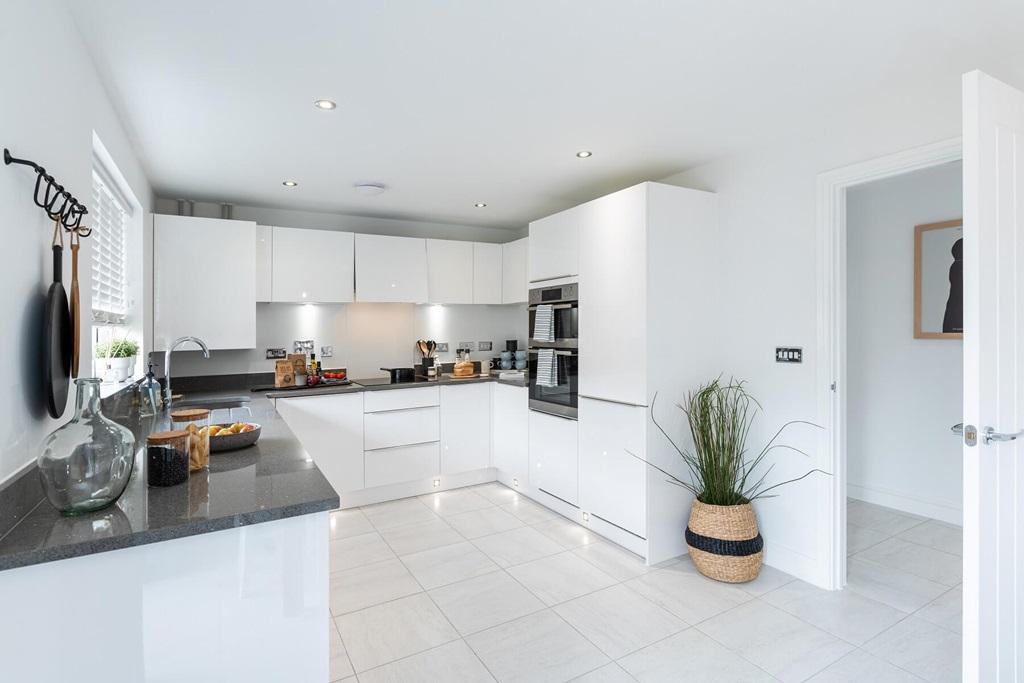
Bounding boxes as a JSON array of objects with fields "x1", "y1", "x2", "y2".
[{"x1": 68, "y1": 0, "x2": 1024, "y2": 230}]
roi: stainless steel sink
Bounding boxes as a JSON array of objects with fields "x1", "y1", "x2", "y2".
[{"x1": 176, "y1": 395, "x2": 253, "y2": 421}]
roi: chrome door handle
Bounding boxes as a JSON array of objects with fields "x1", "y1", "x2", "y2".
[
  {"x1": 951, "y1": 423, "x2": 964, "y2": 435},
  {"x1": 983, "y1": 426, "x2": 1024, "y2": 444}
]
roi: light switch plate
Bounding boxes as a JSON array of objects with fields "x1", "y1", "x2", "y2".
[
  {"x1": 437, "y1": 342, "x2": 449, "y2": 352},
  {"x1": 775, "y1": 347, "x2": 803, "y2": 363},
  {"x1": 265, "y1": 348, "x2": 287, "y2": 359},
  {"x1": 478, "y1": 341, "x2": 493, "y2": 351},
  {"x1": 320, "y1": 346, "x2": 334, "y2": 358}
]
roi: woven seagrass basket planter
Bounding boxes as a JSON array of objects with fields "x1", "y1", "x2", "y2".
[{"x1": 686, "y1": 500, "x2": 763, "y2": 583}]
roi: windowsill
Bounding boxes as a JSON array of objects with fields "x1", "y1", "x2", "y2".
[{"x1": 99, "y1": 373, "x2": 144, "y2": 400}]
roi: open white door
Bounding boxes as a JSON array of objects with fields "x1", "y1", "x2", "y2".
[{"x1": 962, "y1": 69, "x2": 1024, "y2": 682}]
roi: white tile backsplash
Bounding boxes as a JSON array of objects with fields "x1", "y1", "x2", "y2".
[{"x1": 151, "y1": 302, "x2": 526, "y2": 379}]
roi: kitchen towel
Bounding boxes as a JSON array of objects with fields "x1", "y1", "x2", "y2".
[
  {"x1": 533, "y1": 304, "x2": 555, "y2": 342},
  {"x1": 537, "y1": 348, "x2": 558, "y2": 388}
]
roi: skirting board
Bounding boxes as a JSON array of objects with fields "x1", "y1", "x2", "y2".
[
  {"x1": 848, "y1": 484, "x2": 962, "y2": 526},
  {"x1": 339, "y1": 468, "x2": 497, "y2": 508}
]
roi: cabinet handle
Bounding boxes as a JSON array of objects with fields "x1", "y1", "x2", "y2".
[{"x1": 578, "y1": 395, "x2": 649, "y2": 408}]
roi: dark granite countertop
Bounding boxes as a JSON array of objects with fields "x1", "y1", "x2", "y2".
[
  {"x1": 0, "y1": 391, "x2": 338, "y2": 572},
  {"x1": 265, "y1": 373, "x2": 527, "y2": 399}
]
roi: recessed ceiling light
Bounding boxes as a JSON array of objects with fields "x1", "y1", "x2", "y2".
[
  {"x1": 474, "y1": 202, "x2": 487, "y2": 208},
  {"x1": 313, "y1": 99, "x2": 337, "y2": 110},
  {"x1": 354, "y1": 182, "x2": 386, "y2": 196},
  {"x1": 282, "y1": 180, "x2": 298, "y2": 187},
  {"x1": 576, "y1": 150, "x2": 593, "y2": 158}
]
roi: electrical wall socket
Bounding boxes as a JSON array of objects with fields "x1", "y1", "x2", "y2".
[
  {"x1": 478, "y1": 341, "x2": 493, "y2": 351},
  {"x1": 437, "y1": 342, "x2": 449, "y2": 352},
  {"x1": 294, "y1": 340, "x2": 313, "y2": 353},
  {"x1": 458, "y1": 341, "x2": 476, "y2": 351},
  {"x1": 320, "y1": 346, "x2": 333, "y2": 358},
  {"x1": 265, "y1": 348, "x2": 287, "y2": 359}
]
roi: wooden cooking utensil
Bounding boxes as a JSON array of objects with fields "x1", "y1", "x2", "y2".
[{"x1": 69, "y1": 228, "x2": 80, "y2": 378}]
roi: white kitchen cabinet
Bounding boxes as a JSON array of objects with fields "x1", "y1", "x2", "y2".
[
  {"x1": 529, "y1": 206, "x2": 579, "y2": 282},
  {"x1": 272, "y1": 227, "x2": 354, "y2": 303},
  {"x1": 501, "y1": 237, "x2": 528, "y2": 304},
  {"x1": 472, "y1": 242, "x2": 503, "y2": 304},
  {"x1": 528, "y1": 410, "x2": 579, "y2": 505},
  {"x1": 275, "y1": 393, "x2": 364, "y2": 496},
  {"x1": 579, "y1": 397, "x2": 647, "y2": 537},
  {"x1": 355, "y1": 234, "x2": 429, "y2": 303},
  {"x1": 492, "y1": 383, "x2": 528, "y2": 486},
  {"x1": 578, "y1": 185, "x2": 648, "y2": 406},
  {"x1": 426, "y1": 239, "x2": 473, "y2": 303},
  {"x1": 363, "y1": 386, "x2": 439, "y2": 412},
  {"x1": 365, "y1": 442, "x2": 440, "y2": 488},
  {"x1": 255, "y1": 225, "x2": 273, "y2": 302},
  {"x1": 440, "y1": 383, "x2": 491, "y2": 474},
  {"x1": 153, "y1": 214, "x2": 256, "y2": 350}
]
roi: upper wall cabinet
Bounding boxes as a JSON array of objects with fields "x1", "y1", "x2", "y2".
[
  {"x1": 426, "y1": 239, "x2": 473, "y2": 304},
  {"x1": 255, "y1": 225, "x2": 273, "y2": 302},
  {"x1": 529, "y1": 207, "x2": 579, "y2": 282},
  {"x1": 501, "y1": 237, "x2": 528, "y2": 304},
  {"x1": 154, "y1": 215, "x2": 256, "y2": 350},
  {"x1": 355, "y1": 234, "x2": 429, "y2": 303},
  {"x1": 472, "y1": 242, "x2": 502, "y2": 304},
  {"x1": 272, "y1": 227, "x2": 354, "y2": 303}
]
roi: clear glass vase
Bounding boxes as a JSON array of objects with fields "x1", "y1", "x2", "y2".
[{"x1": 38, "y1": 378, "x2": 137, "y2": 515}]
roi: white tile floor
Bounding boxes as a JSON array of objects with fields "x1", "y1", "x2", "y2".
[{"x1": 327, "y1": 486, "x2": 962, "y2": 682}]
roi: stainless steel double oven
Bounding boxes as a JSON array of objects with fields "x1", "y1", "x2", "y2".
[{"x1": 527, "y1": 282, "x2": 579, "y2": 419}]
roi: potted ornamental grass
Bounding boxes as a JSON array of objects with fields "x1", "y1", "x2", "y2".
[
  {"x1": 96, "y1": 338, "x2": 139, "y2": 383},
  {"x1": 647, "y1": 378, "x2": 822, "y2": 583}
]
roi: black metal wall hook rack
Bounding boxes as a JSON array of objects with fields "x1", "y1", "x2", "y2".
[{"x1": 4, "y1": 147, "x2": 90, "y2": 234}]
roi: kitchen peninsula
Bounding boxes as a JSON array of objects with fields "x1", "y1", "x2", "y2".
[{"x1": 0, "y1": 390, "x2": 338, "y2": 682}]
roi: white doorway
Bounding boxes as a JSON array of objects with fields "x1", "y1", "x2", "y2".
[{"x1": 816, "y1": 137, "x2": 963, "y2": 590}]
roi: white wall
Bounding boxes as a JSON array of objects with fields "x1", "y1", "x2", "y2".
[
  {"x1": 0, "y1": 0, "x2": 152, "y2": 483},
  {"x1": 660, "y1": 74, "x2": 967, "y2": 585},
  {"x1": 153, "y1": 199, "x2": 526, "y2": 242},
  {"x1": 159, "y1": 302, "x2": 526, "y2": 380},
  {"x1": 846, "y1": 162, "x2": 963, "y2": 524}
]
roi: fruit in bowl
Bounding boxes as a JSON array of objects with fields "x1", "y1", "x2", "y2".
[{"x1": 209, "y1": 422, "x2": 262, "y2": 452}]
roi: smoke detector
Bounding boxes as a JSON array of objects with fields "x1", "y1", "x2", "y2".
[{"x1": 354, "y1": 182, "x2": 386, "y2": 196}]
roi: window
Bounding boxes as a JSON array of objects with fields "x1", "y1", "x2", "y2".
[{"x1": 90, "y1": 165, "x2": 132, "y2": 324}]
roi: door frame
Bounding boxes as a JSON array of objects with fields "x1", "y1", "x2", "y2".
[{"x1": 815, "y1": 137, "x2": 963, "y2": 590}]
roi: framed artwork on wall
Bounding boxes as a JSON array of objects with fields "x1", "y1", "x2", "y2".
[{"x1": 914, "y1": 218, "x2": 963, "y2": 340}]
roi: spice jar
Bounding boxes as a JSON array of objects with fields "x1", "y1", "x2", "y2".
[
  {"x1": 146, "y1": 430, "x2": 190, "y2": 487},
  {"x1": 170, "y1": 408, "x2": 211, "y2": 471}
]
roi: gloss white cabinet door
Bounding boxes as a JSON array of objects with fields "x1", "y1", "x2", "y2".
[
  {"x1": 578, "y1": 184, "x2": 648, "y2": 406},
  {"x1": 472, "y1": 242, "x2": 503, "y2": 304},
  {"x1": 529, "y1": 206, "x2": 579, "y2": 282},
  {"x1": 275, "y1": 393, "x2": 364, "y2": 495},
  {"x1": 154, "y1": 214, "x2": 256, "y2": 350},
  {"x1": 578, "y1": 397, "x2": 646, "y2": 537},
  {"x1": 355, "y1": 234, "x2": 429, "y2": 303},
  {"x1": 528, "y1": 410, "x2": 579, "y2": 505},
  {"x1": 426, "y1": 239, "x2": 473, "y2": 303},
  {"x1": 501, "y1": 237, "x2": 528, "y2": 304},
  {"x1": 272, "y1": 227, "x2": 354, "y2": 303},
  {"x1": 254, "y1": 225, "x2": 273, "y2": 302},
  {"x1": 440, "y1": 383, "x2": 491, "y2": 473},
  {"x1": 492, "y1": 383, "x2": 528, "y2": 486}
]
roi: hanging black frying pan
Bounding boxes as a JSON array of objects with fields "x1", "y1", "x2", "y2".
[{"x1": 44, "y1": 219, "x2": 72, "y2": 418}]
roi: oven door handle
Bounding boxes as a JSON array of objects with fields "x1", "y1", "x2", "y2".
[
  {"x1": 530, "y1": 348, "x2": 576, "y2": 356},
  {"x1": 529, "y1": 302, "x2": 576, "y2": 310}
]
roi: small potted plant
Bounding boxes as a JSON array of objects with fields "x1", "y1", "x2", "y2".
[
  {"x1": 646, "y1": 378, "x2": 823, "y2": 583},
  {"x1": 96, "y1": 338, "x2": 139, "y2": 383}
]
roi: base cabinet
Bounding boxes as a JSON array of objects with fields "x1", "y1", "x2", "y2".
[
  {"x1": 492, "y1": 384, "x2": 528, "y2": 485},
  {"x1": 528, "y1": 410, "x2": 579, "y2": 505},
  {"x1": 275, "y1": 394, "x2": 364, "y2": 494},
  {"x1": 365, "y1": 442, "x2": 440, "y2": 488},
  {"x1": 440, "y1": 383, "x2": 491, "y2": 474},
  {"x1": 579, "y1": 397, "x2": 646, "y2": 537}
]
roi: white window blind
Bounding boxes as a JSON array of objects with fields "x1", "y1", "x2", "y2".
[{"x1": 90, "y1": 167, "x2": 131, "y2": 324}]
